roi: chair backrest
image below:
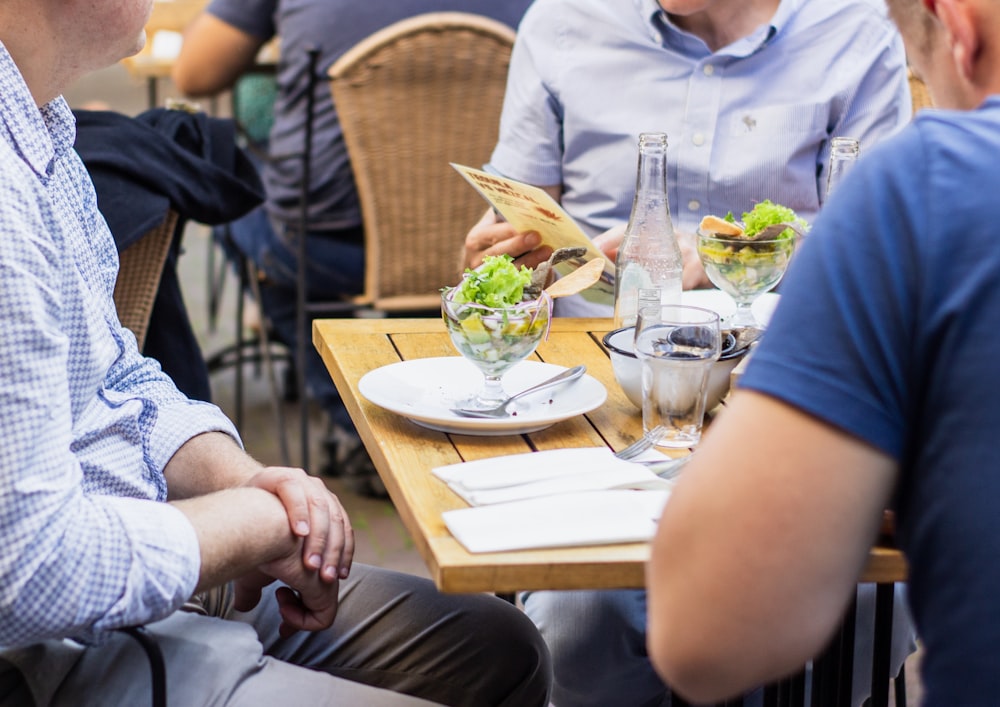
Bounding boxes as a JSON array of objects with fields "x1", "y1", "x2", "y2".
[
  {"x1": 909, "y1": 67, "x2": 933, "y2": 114},
  {"x1": 328, "y1": 12, "x2": 517, "y2": 311},
  {"x1": 113, "y1": 210, "x2": 178, "y2": 349}
]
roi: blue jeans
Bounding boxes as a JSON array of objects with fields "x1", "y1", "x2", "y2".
[
  {"x1": 522, "y1": 585, "x2": 915, "y2": 707},
  {"x1": 220, "y1": 205, "x2": 364, "y2": 432}
]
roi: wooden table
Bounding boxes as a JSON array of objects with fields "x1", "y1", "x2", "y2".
[{"x1": 313, "y1": 317, "x2": 906, "y2": 594}]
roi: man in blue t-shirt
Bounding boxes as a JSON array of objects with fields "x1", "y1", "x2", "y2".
[
  {"x1": 173, "y1": 0, "x2": 533, "y2": 494},
  {"x1": 648, "y1": 0, "x2": 1000, "y2": 703}
]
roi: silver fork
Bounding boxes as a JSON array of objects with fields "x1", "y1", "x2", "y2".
[
  {"x1": 613, "y1": 426, "x2": 665, "y2": 460},
  {"x1": 642, "y1": 455, "x2": 693, "y2": 480}
]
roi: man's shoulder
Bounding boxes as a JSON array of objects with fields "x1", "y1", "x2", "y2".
[
  {"x1": 775, "y1": 0, "x2": 900, "y2": 63},
  {"x1": 908, "y1": 102, "x2": 1000, "y2": 198},
  {"x1": 521, "y1": 0, "x2": 632, "y2": 28},
  {"x1": 792, "y1": 0, "x2": 893, "y2": 20},
  {"x1": 518, "y1": 0, "x2": 646, "y2": 52},
  {"x1": 784, "y1": 0, "x2": 897, "y2": 38}
]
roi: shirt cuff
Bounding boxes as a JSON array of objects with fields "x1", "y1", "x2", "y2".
[
  {"x1": 146, "y1": 399, "x2": 242, "y2": 473},
  {"x1": 81, "y1": 497, "x2": 202, "y2": 642}
]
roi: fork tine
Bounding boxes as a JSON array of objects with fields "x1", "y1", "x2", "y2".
[{"x1": 614, "y1": 426, "x2": 665, "y2": 460}]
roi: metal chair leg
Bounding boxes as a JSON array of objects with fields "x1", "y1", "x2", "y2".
[
  {"x1": 870, "y1": 584, "x2": 895, "y2": 707},
  {"x1": 893, "y1": 664, "x2": 906, "y2": 707},
  {"x1": 206, "y1": 227, "x2": 229, "y2": 334},
  {"x1": 119, "y1": 626, "x2": 166, "y2": 707},
  {"x1": 295, "y1": 47, "x2": 321, "y2": 472},
  {"x1": 246, "y1": 259, "x2": 291, "y2": 466}
]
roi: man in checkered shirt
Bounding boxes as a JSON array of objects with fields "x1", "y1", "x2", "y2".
[{"x1": 0, "y1": 2, "x2": 550, "y2": 705}]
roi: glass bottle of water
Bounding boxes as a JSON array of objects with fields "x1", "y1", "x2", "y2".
[
  {"x1": 613, "y1": 132, "x2": 683, "y2": 329},
  {"x1": 825, "y1": 136, "x2": 860, "y2": 199}
]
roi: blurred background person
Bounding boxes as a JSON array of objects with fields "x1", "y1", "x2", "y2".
[{"x1": 173, "y1": 0, "x2": 533, "y2": 496}]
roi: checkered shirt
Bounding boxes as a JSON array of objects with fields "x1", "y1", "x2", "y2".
[{"x1": 0, "y1": 43, "x2": 240, "y2": 647}]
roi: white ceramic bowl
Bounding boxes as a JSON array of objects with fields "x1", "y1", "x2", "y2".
[{"x1": 602, "y1": 327, "x2": 746, "y2": 411}]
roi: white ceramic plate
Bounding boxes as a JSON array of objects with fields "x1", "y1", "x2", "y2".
[
  {"x1": 358, "y1": 358, "x2": 607, "y2": 436},
  {"x1": 681, "y1": 290, "x2": 780, "y2": 327}
]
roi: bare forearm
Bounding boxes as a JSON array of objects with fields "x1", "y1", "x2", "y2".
[
  {"x1": 164, "y1": 431, "x2": 263, "y2": 500},
  {"x1": 646, "y1": 392, "x2": 896, "y2": 701},
  {"x1": 173, "y1": 14, "x2": 264, "y2": 96},
  {"x1": 172, "y1": 487, "x2": 294, "y2": 593}
]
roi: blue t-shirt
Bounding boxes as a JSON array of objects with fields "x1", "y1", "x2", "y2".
[
  {"x1": 741, "y1": 97, "x2": 1000, "y2": 704},
  {"x1": 207, "y1": 0, "x2": 533, "y2": 232}
]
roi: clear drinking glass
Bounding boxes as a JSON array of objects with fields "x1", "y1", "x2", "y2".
[
  {"x1": 441, "y1": 288, "x2": 553, "y2": 410},
  {"x1": 696, "y1": 232, "x2": 796, "y2": 328},
  {"x1": 634, "y1": 304, "x2": 722, "y2": 448}
]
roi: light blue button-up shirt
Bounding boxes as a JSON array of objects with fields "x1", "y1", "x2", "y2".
[
  {"x1": 490, "y1": 0, "x2": 909, "y2": 309},
  {"x1": 0, "y1": 43, "x2": 240, "y2": 648}
]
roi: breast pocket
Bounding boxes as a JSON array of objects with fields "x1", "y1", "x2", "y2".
[{"x1": 712, "y1": 103, "x2": 829, "y2": 213}]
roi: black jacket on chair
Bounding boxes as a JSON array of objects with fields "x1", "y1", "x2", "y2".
[{"x1": 74, "y1": 108, "x2": 264, "y2": 402}]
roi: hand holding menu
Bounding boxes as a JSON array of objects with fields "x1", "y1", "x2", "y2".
[{"x1": 452, "y1": 163, "x2": 615, "y2": 304}]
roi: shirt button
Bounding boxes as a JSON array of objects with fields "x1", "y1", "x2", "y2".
[
  {"x1": 688, "y1": 200, "x2": 700, "y2": 211},
  {"x1": 692, "y1": 133, "x2": 706, "y2": 146},
  {"x1": 703, "y1": 64, "x2": 715, "y2": 76}
]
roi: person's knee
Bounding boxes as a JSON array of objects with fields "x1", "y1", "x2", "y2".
[
  {"x1": 51, "y1": 614, "x2": 270, "y2": 707},
  {"x1": 522, "y1": 590, "x2": 664, "y2": 707},
  {"x1": 147, "y1": 614, "x2": 270, "y2": 699},
  {"x1": 523, "y1": 590, "x2": 633, "y2": 661},
  {"x1": 462, "y1": 595, "x2": 552, "y2": 705}
]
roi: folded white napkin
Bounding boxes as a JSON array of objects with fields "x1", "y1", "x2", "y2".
[
  {"x1": 442, "y1": 489, "x2": 671, "y2": 553},
  {"x1": 432, "y1": 447, "x2": 673, "y2": 506}
]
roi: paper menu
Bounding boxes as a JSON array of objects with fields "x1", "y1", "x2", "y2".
[{"x1": 451, "y1": 163, "x2": 615, "y2": 304}]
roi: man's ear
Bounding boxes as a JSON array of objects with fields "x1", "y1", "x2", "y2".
[{"x1": 934, "y1": 0, "x2": 979, "y2": 81}]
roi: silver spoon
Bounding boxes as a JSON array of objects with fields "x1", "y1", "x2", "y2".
[{"x1": 450, "y1": 365, "x2": 586, "y2": 418}]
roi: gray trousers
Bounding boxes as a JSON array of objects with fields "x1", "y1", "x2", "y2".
[{"x1": 0, "y1": 564, "x2": 551, "y2": 706}]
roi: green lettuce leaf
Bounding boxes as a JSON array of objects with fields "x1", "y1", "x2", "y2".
[
  {"x1": 740, "y1": 200, "x2": 807, "y2": 238},
  {"x1": 454, "y1": 255, "x2": 532, "y2": 308}
]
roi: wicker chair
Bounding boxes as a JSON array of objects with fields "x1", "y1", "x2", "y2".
[
  {"x1": 325, "y1": 12, "x2": 516, "y2": 312},
  {"x1": 113, "y1": 209, "x2": 178, "y2": 350},
  {"x1": 282, "y1": 13, "x2": 516, "y2": 466},
  {"x1": 110, "y1": 211, "x2": 177, "y2": 705}
]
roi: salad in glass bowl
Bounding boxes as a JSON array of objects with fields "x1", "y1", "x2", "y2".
[
  {"x1": 441, "y1": 255, "x2": 552, "y2": 409},
  {"x1": 696, "y1": 200, "x2": 807, "y2": 327}
]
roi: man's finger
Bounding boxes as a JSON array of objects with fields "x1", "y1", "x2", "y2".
[{"x1": 300, "y1": 485, "x2": 332, "y2": 573}]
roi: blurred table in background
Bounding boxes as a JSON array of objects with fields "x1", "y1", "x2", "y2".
[{"x1": 122, "y1": 0, "x2": 278, "y2": 109}]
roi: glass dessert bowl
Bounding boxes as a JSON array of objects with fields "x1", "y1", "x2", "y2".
[
  {"x1": 441, "y1": 287, "x2": 553, "y2": 410},
  {"x1": 696, "y1": 231, "x2": 797, "y2": 328}
]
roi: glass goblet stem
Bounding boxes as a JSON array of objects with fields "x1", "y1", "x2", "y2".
[
  {"x1": 729, "y1": 299, "x2": 759, "y2": 328},
  {"x1": 476, "y1": 374, "x2": 507, "y2": 406}
]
